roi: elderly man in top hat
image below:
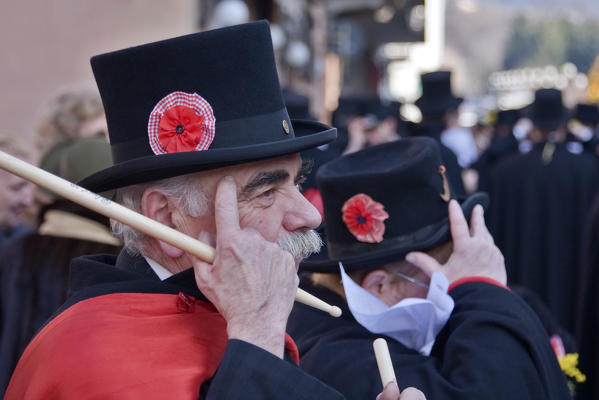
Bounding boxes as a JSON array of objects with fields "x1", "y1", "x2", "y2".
[
  {"x1": 4, "y1": 21, "x2": 427, "y2": 400},
  {"x1": 287, "y1": 137, "x2": 571, "y2": 399}
]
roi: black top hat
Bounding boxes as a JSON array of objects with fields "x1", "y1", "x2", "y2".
[
  {"x1": 529, "y1": 88, "x2": 565, "y2": 131},
  {"x1": 415, "y1": 71, "x2": 462, "y2": 116},
  {"x1": 331, "y1": 96, "x2": 374, "y2": 128},
  {"x1": 301, "y1": 137, "x2": 488, "y2": 273},
  {"x1": 573, "y1": 103, "x2": 599, "y2": 126},
  {"x1": 78, "y1": 21, "x2": 336, "y2": 193}
]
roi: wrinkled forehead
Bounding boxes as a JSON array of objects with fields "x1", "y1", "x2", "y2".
[{"x1": 198, "y1": 153, "x2": 302, "y2": 192}]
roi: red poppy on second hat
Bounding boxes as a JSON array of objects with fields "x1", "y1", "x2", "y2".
[{"x1": 342, "y1": 193, "x2": 388, "y2": 243}]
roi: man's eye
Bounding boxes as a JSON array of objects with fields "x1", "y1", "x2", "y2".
[{"x1": 259, "y1": 188, "x2": 275, "y2": 198}]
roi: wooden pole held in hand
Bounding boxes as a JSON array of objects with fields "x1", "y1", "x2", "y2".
[
  {"x1": 0, "y1": 149, "x2": 341, "y2": 318},
  {"x1": 373, "y1": 338, "x2": 397, "y2": 388}
]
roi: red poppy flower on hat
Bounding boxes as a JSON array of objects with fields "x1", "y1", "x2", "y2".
[
  {"x1": 342, "y1": 193, "x2": 389, "y2": 243},
  {"x1": 148, "y1": 92, "x2": 216, "y2": 155},
  {"x1": 158, "y1": 106, "x2": 205, "y2": 153}
]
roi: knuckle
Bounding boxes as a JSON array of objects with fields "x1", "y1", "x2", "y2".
[
  {"x1": 219, "y1": 240, "x2": 237, "y2": 255},
  {"x1": 479, "y1": 240, "x2": 491, "y2": 251}
]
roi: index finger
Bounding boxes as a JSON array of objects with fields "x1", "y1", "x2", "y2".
[
  {"x1": 214, "y1": 175, "x2": 240, "y2": 235},
  {"x1": 469, "y1": 204, "x2": 487, "y2": 237},
  {"x1": 448, "y1": 199, "x2": 469, "y2": 244}
]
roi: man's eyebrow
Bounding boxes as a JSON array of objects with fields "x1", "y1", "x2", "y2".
[{"x1": 240, "y1": 169, "x2": 290, "y2": 197}]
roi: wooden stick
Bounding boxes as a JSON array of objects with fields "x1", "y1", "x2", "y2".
[
  {"x1": 296, "y1": 289, "x2": 342, "y2": 317},
  {"x1": 373, "y1": 338, "x2": 397, "y2": 388},
  {"x1": 0, "y1": 150, "x2": 341, "y2": 318}
]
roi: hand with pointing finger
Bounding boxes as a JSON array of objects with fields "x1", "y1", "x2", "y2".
[
  {"x1": 406, "y1": 200, "x2": 507, "y2": 286},
  {"x1": 192, "y1": 176, "x2": 299, "y2": 359}
]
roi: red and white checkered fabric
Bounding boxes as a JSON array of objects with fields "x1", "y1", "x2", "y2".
[{"x1": 148, "y1": 91, "x2": 216, "y2": 155}]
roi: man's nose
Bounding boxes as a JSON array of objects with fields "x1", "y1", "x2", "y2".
[{"x1": 283, "y1": 189, "x2": 322, "y2": 232}]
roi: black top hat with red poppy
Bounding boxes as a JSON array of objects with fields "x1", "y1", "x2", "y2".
[
  {"x1": 301, "y1": 137, "x2": 488, "y2": 273},
  {"x1": 415, "y1": 71, "x2": 463, "y2": 118},
  {"x1": 78, "y1": 21, "x2": 336, "y2": 193}
]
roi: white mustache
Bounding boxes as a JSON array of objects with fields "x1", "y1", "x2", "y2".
[{"x1": 277, "y1": 229, "x2": 323, "y2": 260}]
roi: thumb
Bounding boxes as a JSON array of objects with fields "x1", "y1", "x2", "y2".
[
  {"x1": 376, "y1": 381, "x2": 400, "y2": 400},
  {"x1": 399, "y1": 387, "x2": 427, "y2": 400},
  {"x1": 405, "y1": 251, "x2": 441, "y2": 277}
]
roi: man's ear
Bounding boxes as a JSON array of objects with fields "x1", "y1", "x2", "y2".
[
  {"x1": 141, "y1": 189, "x2": 184, "y2": 258},
  {"x1": 361, "y1": 269, "x2": 391, "y2": 297}
]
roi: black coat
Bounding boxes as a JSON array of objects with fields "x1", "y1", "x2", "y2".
[
  {"x1": 0, "y1": 225, "x2": 32, "y2": 251},
  {"x1": 287, "y1": 276, "x2": 571, "y2": 400},
  {"x1": 487, "y1": 142, "x2": 599, "y2": 333},
  {"x1": 4, "y1": 251, "x2": 344, "y2": 400},
  {"x1": 473, "y1": 133, "x2": 519, "y2": 193},
  {"x1": 575, "y1": 193, "x2": 599, "y2": 400}
]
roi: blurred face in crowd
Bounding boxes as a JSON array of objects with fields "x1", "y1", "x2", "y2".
[
  {"x1": 79, "y1": 114, "x2": 109, "y2": 140},
  {"x1": 0, "y1": 170, "x2": 33, "y2": 230},
  {"x1": 368, "y1": 117, "x2": 398, "y2": 146}
]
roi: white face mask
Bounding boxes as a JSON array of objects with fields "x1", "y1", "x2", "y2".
[{"x1": 340, "y1": 262, "x2": 455, "y2": 356}]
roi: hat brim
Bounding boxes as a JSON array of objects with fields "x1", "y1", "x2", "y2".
[
  {"x1": 78, "y1": 120, "x2": 336, "y2": 193},
  {"x1": 300, "y1": 192, "x2": 489, "y2": 273}
]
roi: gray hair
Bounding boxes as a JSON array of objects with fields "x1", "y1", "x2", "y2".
[{"x1": 111, "y1": 173, "x2": 209, "y2": 255}]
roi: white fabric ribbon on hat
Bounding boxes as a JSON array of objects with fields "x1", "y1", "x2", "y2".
[{"x1": 339, "y1": 262, "x2": 455, "y2": 356}]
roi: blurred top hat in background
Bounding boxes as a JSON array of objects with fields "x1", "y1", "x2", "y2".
[{"x1": 415, "y1": 71, "x2": 462, "y2": 117}]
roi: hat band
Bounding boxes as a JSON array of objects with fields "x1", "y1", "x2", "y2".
[
  {"x1": 110, "y1": 107, "x2": 294, "y2": 164},
  {"x1": 327, "y1": 216, "x2": 449, "y2": 261}
]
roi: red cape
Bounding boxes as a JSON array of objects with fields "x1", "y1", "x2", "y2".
[{"x1": 6, "y1": 292, "x2": 299, "y2": 399}]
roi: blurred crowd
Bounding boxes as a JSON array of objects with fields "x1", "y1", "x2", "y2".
[{"x1": 1, "y1": 23, "x2": 599, "y2": 400}]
